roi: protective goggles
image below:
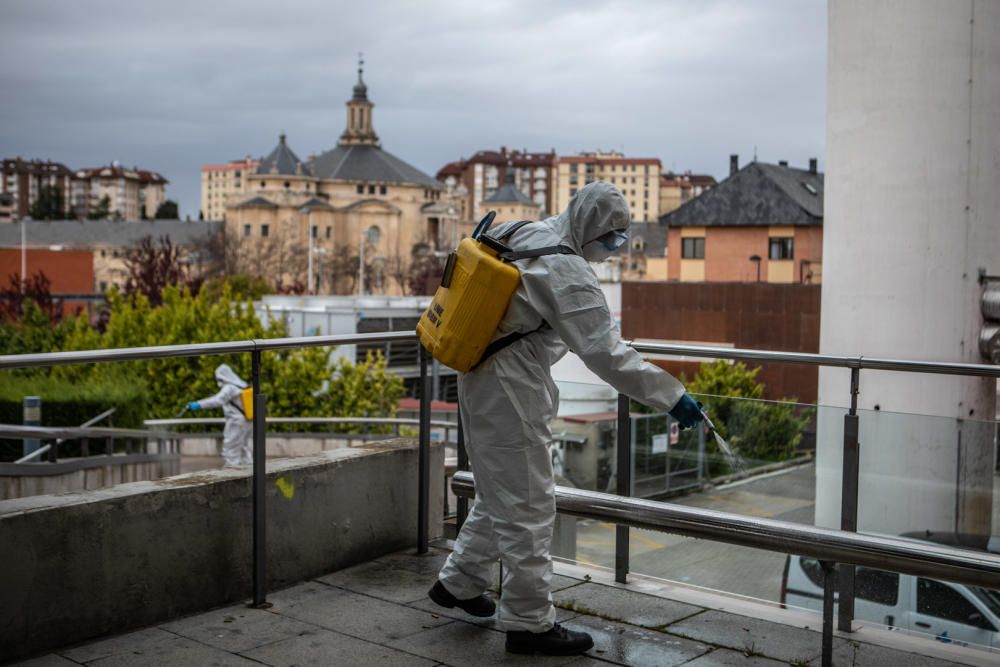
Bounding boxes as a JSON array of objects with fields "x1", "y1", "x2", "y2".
[{"x1": 597, "y1": 230, "x2": 629, "y2": 251}]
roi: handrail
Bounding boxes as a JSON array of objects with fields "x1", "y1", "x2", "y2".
[
  {"x1": 0, "y1": 331, "x2": 417, "y2": 371},
  {"x1": 628, "y1": 341, "x2": 1000, "y2": 378},
  {"x1": 14, "y1": 407, "x2": 119, "y2": 463},
  {"x1": 452, "y1": 471, "x2": 1000, "y2": 590},
  {"x1": 3, "y1": 334, "x2": 998, "y2": 378},
  {"x1": 0, "y1": 425, "x2": 177, "y2": 441},
  {"x1": 143, "y1": 417, "x2": 458, "y2": 429}
]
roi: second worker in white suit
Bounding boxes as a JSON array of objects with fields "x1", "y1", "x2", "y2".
[
  {"x1": 428, "y1": 181, "x2": 703, "y2": 656},
  {"x1": 188, "y1": 363, "x2": 253, "y2": 467}
]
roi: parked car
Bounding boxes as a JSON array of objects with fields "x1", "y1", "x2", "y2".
[{"x1": 780, "y1": 531, "x2": 1000, "y2": 650}]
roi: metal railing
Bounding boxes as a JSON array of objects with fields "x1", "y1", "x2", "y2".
[
  {"x1": 2, "y1": 334, "x2": 999, "y2": 666},
  {"x1": 0, "y1": 331, "x2": 433, "y2": 610},
  {"x1": 14, "y1": 407, "x2": 117, "y2": 463}
]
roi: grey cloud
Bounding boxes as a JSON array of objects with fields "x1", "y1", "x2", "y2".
[{"x1": 0, "y1": 0, "x2": 825, "y2": 218}]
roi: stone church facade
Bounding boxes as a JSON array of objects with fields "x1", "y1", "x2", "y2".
[{"x1": 225, "y1": 64, "x2": 453, "y2": 294}]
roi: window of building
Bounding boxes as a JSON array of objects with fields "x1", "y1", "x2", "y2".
[
  {"x1": 379, "y1": 185, "x2": 387, "y2": 195},
  {"x1": 569, "y1": 187, "x2": 578, "y2": 196},
  {"x1": 570, "y1": 164, "x2": 578, "y2": 174},
  {"x1": 260, "y1": 181, "x2": 265, "y2": 189},
  {"x1": 100, "y1": 249, "x2": 106, "y2": 257},
  {"x1": 284, "y1": 181, "x2": 290, "y2": 189},
  {"x1": 243, "y1": 224, "x2": 251, "y2": 237},
  {"x1": 325, "y1": 226, "x2": 332, "y2": 239},
  {"x1": 681, "y1": 237, "x2": 705, "y2": 259},
  {"x1": 235, "y1": 170, "x2": 241, "y2": 178},
  {"x1": 261, "y1": 224, "x2": 270, "y2": 238},
  {"x1": 769, "y1": 237, "x2": 794, "y2": 260},
  {"x1": 99, "y1": 281, "x2": 107, "y2": 292},
  {"x1": 918, "y1": 579, "x2": 995, "y2": 629},
  {"x1": 356, "y1": 184, "x2": 364, "y2": 194},
  {"x1": 368, "y1": 185, "x2": 375, "y2": 195},
  {"x1": 112, "y1": 250, "x2": 119, "y2": 258},
  {"x1": 310, "y1": 225, "x2": 317, "y2": 239}
]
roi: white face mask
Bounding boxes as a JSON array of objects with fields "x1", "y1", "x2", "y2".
[
  {"x1": 582, "y1": 241, "x2": 615, "y2": 263},
  {"x1": 581, "y1": 229, "x2": 628, "y2": 263}
]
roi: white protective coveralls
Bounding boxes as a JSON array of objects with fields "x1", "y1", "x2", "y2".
[
  {"x1": 438, "y1": 181, "x2": 687, "y2": 632},
  {"x1": 195, "y1": 364, "x2": 252, "y2": 466}
]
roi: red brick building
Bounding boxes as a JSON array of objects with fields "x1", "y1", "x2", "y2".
[{"x1": 661, "y1": 156, "x2": 823, "y2": 284}]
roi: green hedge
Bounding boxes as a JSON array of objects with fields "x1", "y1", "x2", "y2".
[{"x1": 0, "y1": 375, "x2": 147, "y2": 461}]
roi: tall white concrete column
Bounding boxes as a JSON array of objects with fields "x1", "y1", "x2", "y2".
[{"x1": 816, "y1": 0, "x2": 999, "y2": 536}]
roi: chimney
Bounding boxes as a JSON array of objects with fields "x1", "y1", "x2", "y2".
[
  {"x1": 500, "y1": 146, "x2": 507, "y2": 156},
  {"x1": 809, "y1": 158, "x2": 818, "y2": 174},
  {"x1": 729, "y1": 154, "x2": 739, "y2": 177},
  {"x1": 778, "y1": 160, "x2": 788, "y2": 167}
]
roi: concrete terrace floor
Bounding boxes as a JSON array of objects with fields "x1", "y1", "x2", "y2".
[{"x1": 17, "y1": 545, "x2": 992, "y2": 667}]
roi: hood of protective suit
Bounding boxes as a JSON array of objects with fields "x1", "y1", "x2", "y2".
[
  {"x1": 554, "y1": 181, "x2": 631, "y2": 254},
  {"x1": 215, "y1": 363, "x2": 248, "y2": 388}
]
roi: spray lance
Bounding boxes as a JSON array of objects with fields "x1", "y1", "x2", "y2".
[{"x1": 697, "y1": 402, "x2": 744, "y2": 472}]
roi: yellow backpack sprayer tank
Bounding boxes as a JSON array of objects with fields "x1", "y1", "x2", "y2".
[{"x1": 416, "y1": 212, "x2": 574, "y2": 372}]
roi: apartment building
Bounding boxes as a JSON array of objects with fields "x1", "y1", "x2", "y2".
[
  {"x1": 659, "y1": 171, "x2": 716, "y2": 216},
  {"x1": 437, "y1": 148, "x2": 557, "y2": 221},
  {"x1": 73, "y1": 163, "x2": 169, "y2": 220},
  {"x1": 200, "y1": 157, "x2": 259, "y2": 221},
  {"x1": 1, "y1": 158, "x2": 75, "y2": 219},
  {"x1": 554, "y1": 151, "x2": 661, "y2": 222},
  {"x1": 661, "y1": 155, "x2": 823, "y2": 284},
  {"x1": 438, "y1": 149, "x2": 662, "y2": 224}
]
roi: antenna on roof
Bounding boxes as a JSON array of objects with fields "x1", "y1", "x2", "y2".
[{"x1": 753, "y1": 145, "x2": 758, "y2": 162}]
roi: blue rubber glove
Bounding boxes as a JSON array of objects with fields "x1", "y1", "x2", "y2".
[
  {"x1": 187, "y1": 401, "x2": 201, "y2": 411},
  {"x1": 669, "y1": 394, "x2": 704, "y2": 429}
]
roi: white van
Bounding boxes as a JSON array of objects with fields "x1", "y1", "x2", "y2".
[{"x1": 781, "y1": 535, "x2": 1000, "y2": 650}]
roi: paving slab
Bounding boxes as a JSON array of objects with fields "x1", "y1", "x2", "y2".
[
  {"x1": 386, "y1": 619, "x2": 581, "y2": 666},
  {"x1": 683, "y1": 647, "x2": 788, "y2": 666},
  {"x1": 240, "y1": 626, "x2": 436, "y2": 666},
  {"x1": 15, "y1": 656, "x2": 81, "y2": 666},
  {"x1": 375, "y1": 549, "x2": 450, "y2": 576},
  {"x1": 562, "y1": 614, "x2": 711, "y2": 667},
  {"x1": 267, "y1": 580, "x2": 452, "y2": 643},
  {"x1": 160, "y1": 603, "x2": 318, "y2": 652},
  {"x1": 807, "y1": 640, "x2": 975, "y2": 667},
  {"x1": 317, "y1": 557, "x2": 438, "y2": 603},
  {"x1": 409, "y1": 596, "x2": 580, "y2": 630},
  {"x1": 85, "y1": 635, "x2": 259, "y2": 666},
  {"x1": 553, "y1": 583, "x2": 705, "y2": 629},
  {"x1": 667, "y1": 610, "x2": 844, "y2": 664},
  {"x1": 60, "y1": 627, "x2": 178, "y2": 664}
]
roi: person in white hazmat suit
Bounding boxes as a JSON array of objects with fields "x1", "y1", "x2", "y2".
[
  {"x1": 428, "y1": 182, "x2": 704, "y2": 656},
  {"x1": 187, "y1": 364, "x2": 253, "y2": 467}
]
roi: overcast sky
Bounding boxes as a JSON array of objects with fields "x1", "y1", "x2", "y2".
[{"x1": 0, "y1": 0, "x2": 827, "y2": 219}]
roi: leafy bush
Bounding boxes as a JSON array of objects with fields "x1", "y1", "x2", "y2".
[
  {"x1": 683, "y1": 360, "x2": 814, "y2": 472},
  {"x1": 0, "y1": 375, "x2": 146, "y2": 461},
  {"x1": 48, "y1": 285, "x2": 404, "y2": 432}
]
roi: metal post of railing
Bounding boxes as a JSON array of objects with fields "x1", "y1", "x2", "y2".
[
  {"x1": 615, "y1": 393, "x2": 631, "y2": 584},
  {"x1": 821, "y1": 560, "x2": 836, "y2": 667},
  {"x1": 838, "y1": 366, "x2": 861, "y2": 632},
  {"x1": 49, "y1": 437, "x2": 59, "y2": 463},
  {"x1": 456, "y1": 405, "x2": 469, "y2": 530},
  {"x1": 418, "y1": 347, "x2": 431, "y2": 554},
  {"x1": 250, "y1": 348, "x2": 269, "y2": 608}
]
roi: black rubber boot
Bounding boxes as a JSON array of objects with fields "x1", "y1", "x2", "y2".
[
  {"x1": 506, "y1": 623, "x2": 594, "y2": 655},
  {"x1": 427, "y1": 581, "x2": 496, "y2": 617}
]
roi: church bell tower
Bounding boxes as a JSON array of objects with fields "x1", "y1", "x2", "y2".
[{"x1": 340, "y1": 54, "x2": 380, "y2": 147}]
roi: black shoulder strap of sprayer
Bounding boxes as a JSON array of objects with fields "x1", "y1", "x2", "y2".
[
  {"x1": 480, "y1": 216, "x2": 576, "y2": 263},
  {"x1": 473, "y1": 322, "x2": 550, "y2": 371}
]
